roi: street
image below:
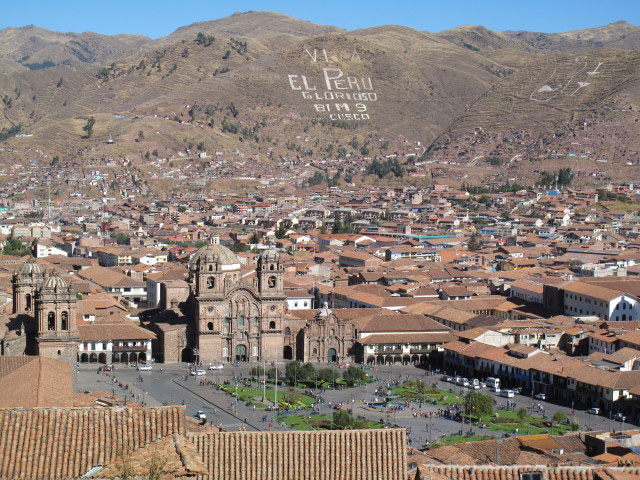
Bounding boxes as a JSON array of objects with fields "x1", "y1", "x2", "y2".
[{"x1": 77, "y1": 363, "x2": 635, "y2": 446}]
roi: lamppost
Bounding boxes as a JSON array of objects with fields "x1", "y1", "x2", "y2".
[{"x1": 193, "y1": 347, "x2": 200, "y2": 369}]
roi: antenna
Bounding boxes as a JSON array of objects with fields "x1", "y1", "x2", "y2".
[{"x1": 47, "y1": 179, "x2": 51, "y2": 221}]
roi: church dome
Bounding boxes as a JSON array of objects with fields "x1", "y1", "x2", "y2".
[
  {"x1": 17, "y1": 259, "x2": 44, "y2": 276},
  {"x1": 190, "y1": 239, "x2": 241, "y2": 271},
  {"x1": 42, "y1": 273, "x2": 69, "y2": 290},
  {"x1": 260, "y1": 246, "x2": 280, "y2": 263}
]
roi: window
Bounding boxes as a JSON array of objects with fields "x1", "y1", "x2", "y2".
[
  {"x1": 284, "y1": 327, "x2": 291, "y2": 336},
  {"x1": 207, "y1": 277, "x2": 215, "y2": 289},
  {"x1": 313, "y1": 347, "x2": 318, "y2": 355},
  {"x1": 269, "y1": 321, "x2": 276, "y2": 329},
  {"x1": 208, "y1": 306, "x2": 214, "y2": 313},
  {"x1": 102, "y1": 342, "x2": 107, "y2": 350},
  {"x1": 268, "y1": 276, "x2": 277, "y2": 288},
  {"x1": 520, "y1": 473, "x2": 542, "y2": 480},
  {"x1": 207, "y1": 322, "x2": 213, "y2": 331},
  {"x1": 238, "y1": 315, "x2": 245, "y2": 327},
  {"x1": 208, "y1": 264, "x2": 213, "y2": 271},
  {"x1": 25, "y1": 294, "x2": 31, "y2": 311},
  {"x1": 47, "y1": 312, "x2": 55, "y2": 330},
  {"x1": 61, "y1": 311, "x2": 69, "y2": 331}
]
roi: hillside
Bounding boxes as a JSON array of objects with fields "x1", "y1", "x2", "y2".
[
  {"x1": 163, "y1": 11, "x2": 344, "y2": 42},
  {"x1": 0, "y1": 25, "x2": 150, "y2": 73},
  {"x1": 0, "y1": 13, "x2": 638, "y2": 186},
  {"x1": 506, "y1": 21, "x2": 640, "y2": 52}
]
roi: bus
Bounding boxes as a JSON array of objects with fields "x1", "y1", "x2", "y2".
[{"x1": 485, "y1": 377, "x2": 500, "y2": 391}]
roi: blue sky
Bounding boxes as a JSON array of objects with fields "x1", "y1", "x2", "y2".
[{"x1": 2, "y1": 0, "x2": 638, "y2": 38}]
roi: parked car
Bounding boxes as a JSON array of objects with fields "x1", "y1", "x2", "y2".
[
  {"x1": 534, "y1": 393, "x2": 547, "y2": 401},
  {"x1": 208, "y1": 363, "x2": 224, "y2": 370},
  {"x1": 137, "y1": 364, "x2": 152, "y2": 371},
  {"x1": 339, "y1": 363, "x2": 350, "y2": 369},
  {"x1": 491, "y1": 386, "x2": 501, "y2": 393},
  {"x1": 99, "y1": 365, "x2": 113, "y2": 372},
  {"x1": 195, "y1": 411, "x2": 206, "y2": 420},
  {"x1": 500, "y1": 390, "x2": 515, "y2": 398},
  {"x1": 587, "y1": 407, "x2": 600, "y2": 415},
  {"x1": 191, "y1": 369, "x2": 206, "y2": 376},
  {"x1": 441, "y1": 375, "x2": 449, "y2": 382},
  {"x1": 512, "y1": 387, "x2": 522, "y2": 394},
  {"x1": 612, "y1": 412, "x2": 626, "y2": 422},
  {"x1": 362, "y1": 365, "x2": 372, "y2": 370}
]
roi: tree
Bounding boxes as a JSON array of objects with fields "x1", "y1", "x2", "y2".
[
  {"x1": 517, "y1": 407, "x2": 528, "y2": 423},
  {"x1": 114, "y1": 233, "x2": 129, "y2": 246},
  {"x1": 552, "y1": 411, "x2": 567, "y2": 424},
  {"x1": 342, "y1": 366, "x2": 366, "y2": 387},
  {"x1": 463, "y1": 391, "x2": 493, "y2": 418},
  {"x1": 285, "y1": 361, "x2": 314, "y2": 386},
  {"x1": 317, "y1": 367, "x2": 339, "y2": 384},
  {"x1": 82, "y1": 116, "x2": 95, "y2": 138},
  {"x1": 231, "y1": 241, "x2": 249, "y2": 252},
  {"x1": 136, "y1": 130, "x2": 144, "y2": 142},
  {"x1": 249, "y1": 232, "x2": 260, "y2": 244},
  {"x1": 178, "y1": 206, "x2": 187, "y2": 213},
  {"x1": 56, "y1": 77, "x2": 64, "y2": 88},
  {"x1": 51, "y1": 155, "x2": 60, "y2": 167},
  {"x1": 275, "y1": 225, "x2": 287, "y2": 239},
  {"x1": 468, "y1": 232, "x2": 482, "y2": 252},
  {"x1": 332, "y1": 410, "x2": 354, "y2": 430},
  {"x1": 3, "y1": 237, "x2": 29, "y2": 256}
]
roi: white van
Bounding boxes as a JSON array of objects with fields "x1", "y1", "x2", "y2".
[{"x1": 486, "y1": 377, "x2": 500, "y2": 390}]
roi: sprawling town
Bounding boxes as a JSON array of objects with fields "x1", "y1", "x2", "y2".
[{"x1": 1, "y1": 5, "x2": 640, "y2": 480}]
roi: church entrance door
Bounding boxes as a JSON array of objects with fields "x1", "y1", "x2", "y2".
[
  {"x1": 328, "y1": 348, "x2": 337, "y2": 363},
  {"x1": 235, "y1": 344, "x2": 247, "y2": 362}
]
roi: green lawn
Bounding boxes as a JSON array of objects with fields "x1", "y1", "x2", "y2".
[
  {"x1": 218, "y1": 384, "x2": 316, "y2": 409},
  {"x1": 392, "y1": 383, "x2": 462, "y2": 406},
  {"x1": 281, "y1": 413, "x2": 383, "y2": 431},
  {"x1": 478, "y1": 410, "x2": 572, "y2": 435}
]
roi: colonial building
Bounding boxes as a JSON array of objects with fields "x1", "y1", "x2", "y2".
[
  {"x1": 188, "y1": 238, "x2": 286, "y2": 363},
  {"x1": 297, "y1": 304, "x2": 356, "y2": 364},
  {"x1": 0, "y1": 258, "x2": 80, "y2": 387}
]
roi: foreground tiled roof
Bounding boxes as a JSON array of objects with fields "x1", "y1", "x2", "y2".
[
  {"x1": 417, "y1": 465, "x2": 640, "y2": 480},
  {"x1": 0, "y1": 406, "x2": 185, "y2": 479},
  {"x1": 189, "y1": 429, "x2": 407, "y2": 480},
  {"x1": 91, "y1": 433, "x2": 208, "y2": 479},
  {"x1": 0, "y1": 356, "x2": 73, "y2": 408}
]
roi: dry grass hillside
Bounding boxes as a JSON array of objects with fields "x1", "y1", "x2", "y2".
[
  {"x1": 0, "y1": 25, "x2": 150, "y2": 73},
  {"x1": 0, "y1": 12, "x2": 638, "y2": 177}
]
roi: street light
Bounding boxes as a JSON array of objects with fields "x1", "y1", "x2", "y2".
[{"x1": 193, "y1": 347, "x2": 200, "y2": 369}]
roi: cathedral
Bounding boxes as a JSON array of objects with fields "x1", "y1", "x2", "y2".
[
  {"x1": 151, "y1": 237, "x2": 357, "y2": 365},
  {"x1": 189, "y1": 237, "x2": 286, "y2": 364},
  {"x1": 0, "y1": 259, "x2": 79, "y2": 379}
]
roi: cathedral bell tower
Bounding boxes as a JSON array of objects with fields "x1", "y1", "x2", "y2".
[
  {"x1": 35, "y1": 272, "x2": 79, "y2": 383},
  {"x1": 257, "y1": 246, "x2": 284, "y2": 296},
  {"x1": 12, "y1": 258, "x2": 45, "y2": 314}
]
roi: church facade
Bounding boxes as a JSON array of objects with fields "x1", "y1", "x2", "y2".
[
  {"x1": 188, "y1": 238, "x2": 286, "y2": 364},
  {"x1": 0, "y1": 259, "x2": 79, "y2": 387}
]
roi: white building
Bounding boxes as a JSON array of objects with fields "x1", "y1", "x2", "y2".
[
  {"x1": 561, "y1": 281, "x2": 640, "y2": 321},
  {"x1": 77, "y1": 313, "x2": 155, "y2": 364}
]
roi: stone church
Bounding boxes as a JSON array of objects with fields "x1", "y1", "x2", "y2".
[
  {"x1": 150, "y1": 238, "x2": 357, "y2": 365},
  {"x1": 188, "y1": 237, "x2": 286, "y2": 363},
  {"x1": 0, "y1": 259, "x2": 79, "y2": 382}
]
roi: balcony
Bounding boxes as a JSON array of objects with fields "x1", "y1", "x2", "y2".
[
  {"x1": 410, "y1": 348, "x2": 432, "y2": 354},
  {"x1": 374, "y1": 348, "x2": 403, "y2": 355},
  {"x1": 113, "y1": 345, "x2": 146, "y2": 352}
]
